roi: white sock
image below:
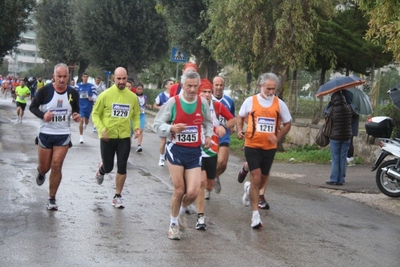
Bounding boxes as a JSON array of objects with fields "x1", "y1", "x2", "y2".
[
  {"x1": 179, "y1": 205, "x2": 187, "y2": 215},
  {"x1": 80, "y1": 135, "x2": 83, "y2": 138},
  {"x1": 170, "y1": 215, "x2": 178, "y2": 226},
  {"x1": 246, "y1": 183, "x2": 251, "y2": 195},
  {"x1": 160, "y1": 154, "x2": 164, "y2": 160},
  {"x1": 252, "y1": 210, "x2": 259, "y2": 217}
]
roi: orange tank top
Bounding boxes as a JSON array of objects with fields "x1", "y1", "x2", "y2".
[{"x1": 244, "y1": 95, "x2": 280, "y2": 149}]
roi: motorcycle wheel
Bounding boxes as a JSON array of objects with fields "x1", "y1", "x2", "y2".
[{"x1": 376, "y1": 159, "x2": 400, "y2": 198}]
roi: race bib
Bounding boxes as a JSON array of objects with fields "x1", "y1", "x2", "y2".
[
  {"x1": 51, "y1": 109, "x2": 68, "y2": 123},
  {"x1": 174, "y1": 126, "x2": 198, "y2": 143},
  {"x1": 219, "y1": 115, "x2": 227, "y2": 126},
  {"x1": 80, "y1": 92, "x2": 88, "y2": 98},
  {"x1": 19, "y1": 95, "x2": 25, "y2": 100},
  {"x1": 256, "y1": 117, "x2": 275, "y2": 133},
  {"x1": 111, "y1": 103, "x2": 130, "y2": 118}
]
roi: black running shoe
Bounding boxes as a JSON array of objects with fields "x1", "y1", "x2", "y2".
[
  {"x1": 36, "y1": 171, "x2": 46, "y2": 186},
  {"x1": 258, "y1": 195, "x2": 270, "y2": 210},
  {"x1": 237, "y1": 164, "x2": 248, "y2": 183}
]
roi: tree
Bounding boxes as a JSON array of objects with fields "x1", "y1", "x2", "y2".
[
  {"x1": 357, "y1": 0, "x2": 400, "y2": 62},
  {"x1": 35, "y1": 0, "x2": 89, "y2": 79},
  {"x1": 73, "y1": 0, "x2": 168, "y2": 84},
  {"x1": 0, "y1": 0, "x2": 36, "y2": 60},
  {"x1": 205, "y1": 0, "x2": 336, "y2": 76},
  {"x1": 157, "y1": 0, "x2": 219, "y2": 79}
]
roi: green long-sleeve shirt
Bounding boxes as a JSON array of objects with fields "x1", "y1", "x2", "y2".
[{"x1": 92, "y1": 85, "x2": 140, "y2": 139}]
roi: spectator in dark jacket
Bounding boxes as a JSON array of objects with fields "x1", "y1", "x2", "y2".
[{"x1": 325, "y1": 91, "x2": 355, "y2": 185}]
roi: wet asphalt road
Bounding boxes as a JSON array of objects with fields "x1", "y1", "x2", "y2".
[{"x1": 1, "y1": 97, "x2": 400, "y2": 267}]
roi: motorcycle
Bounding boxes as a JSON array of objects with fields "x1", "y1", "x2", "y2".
[
  {"x1": 371, "y1": 136, "x2": 400, "y2": 198},
  {"x1": 368, "y1": 87, "x2": 400, "y2": 197}
]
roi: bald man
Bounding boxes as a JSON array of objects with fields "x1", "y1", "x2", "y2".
[{"x1": 92, "y1": 67, "x2": 141, "y2": 209}]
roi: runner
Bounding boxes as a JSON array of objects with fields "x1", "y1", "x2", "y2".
[
  {"x1": 211, "y1": 76, "x2": 235, "y2": 194},
  {"x1": 14, "y1": 79, "x2": 31, "y2": 123},
  {"x1": 195, "y1": 78, "x2": 236, "y2": 230},
  {"x1": 134, "y1": 83, "x2": 151, "y2": 152},
  {"x1": 236, "y1": 73, "x2": 291, "y2": 229},
  {"x1": 154, "y1": 71, "x2": 213, "y2": 240},
  {"x1": 153, "y1": 78, "x2": 173, "y2": 166},
  {"x1": 92, "y1": 67, "x2": 140, "y2": 209},
  {"x1": 29, "y1": 63, "x2": 80, "y2": 210},
  {"x1": 77, "y1": 73, "x2": 95, "y2": 144}
]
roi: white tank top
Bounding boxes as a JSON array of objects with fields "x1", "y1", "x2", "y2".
[{"x1": 39, "y1": 91, "x2": 72, "y2": 135}]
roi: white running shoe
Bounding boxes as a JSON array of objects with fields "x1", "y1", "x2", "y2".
[
  {"x1": 112, "y1": 196, "x2": 124, "y2": 209},
  {"x1": 205, "y1": 190, "x2": 211, "y2": 200},
  {"x1": 242, "y1": 181, "x2": 251, "y2": 206},
  {"x1": 47, "y1": 199, "x2": 58, "y2": 211},
  {"x1": 168, "y1": 224, "x2": 180, "y2": 240},
  {"x1": 79, "y1": 136, "x2": 84, "y2": 144},
  {"x1": 195, "y1": 216, "x2": 206, "y2": 230},
  {"x1": 158, "y1": 158, "x2": 165, "y2": 166},
  {"x1": 214, "y1": 177, "x2": 221, "y2": 194},
  {"x1": 251, "y1": 213, "x2": 263, "y2": 229}
]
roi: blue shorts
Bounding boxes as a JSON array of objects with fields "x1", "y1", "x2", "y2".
[
  {"x1": 140, "y1": 113, "x2": 146, "y2": 129},
  {"x1": 38, "y1": 133, "x2": 71, "y2": 149},
  {"x1": 80, "y1": 107, "x2": 93, "y2": 119},
  {"x1": 219, "y1": 129, "x2": 231, "y2": 146},
  {"x1": 166, "y1": 142, "x2": 202, "y2": 169}
]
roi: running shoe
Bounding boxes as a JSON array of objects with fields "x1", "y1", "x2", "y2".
[
  {"x1": 237, "y1": 163, "x2": 249, "y2": 183},
  {"x1": 158, "y1": 158, "x2": 165, "y2": 166},
  {"x1": 112, "y1": 196, "x2": 125, "y2": 209},
  {"x1": 242, "y1": 181, "x2": 251, "y2": 206},
  {"x1": 36, "y1": 171, "x2": 46, "y2": 186},
  {"x1": 168, "y1": 223, "x2": 180, "y2": 240},
  {"x1": 205, "y1": 190, "x2": 211, "y2": 200},
  {"x1": 195, "y1": 216, "x2": 206, "y2": 230},
  {"x1": 47, "y1": 199, "x2": 58, "y2": 211},
  {"x1": 79, "y1": 136, "x2": 84, "y2": 144},
  {"x1": 251, "y1": 213, "x2": 263, "y2": 229},
  {"x1": 214, "y1": 177, "x2": 221, "y2": 194},
  {"x1": 258, "y1": 195, "x2": 270, "y2": 210},
  {"x1": 95, "y1": 162, "x2": 104, "y2": 185},
  {"x1": 136, "y1": 145, "x2": 142, "y2": 152}
]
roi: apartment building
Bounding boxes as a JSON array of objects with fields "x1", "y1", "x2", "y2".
[{"x1": 4, "y1": 27, "x2": 44, "y2": 76}]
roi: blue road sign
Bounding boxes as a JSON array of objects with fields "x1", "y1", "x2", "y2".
[{"x1": 170, "y1": 46, "x2": 187, "y2": 63}]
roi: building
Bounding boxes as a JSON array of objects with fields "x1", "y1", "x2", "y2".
[{"x1": 4, "y1": 27, "x2": 44, "y2": 76}]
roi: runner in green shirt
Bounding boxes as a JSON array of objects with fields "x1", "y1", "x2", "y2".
[{"x1": 15, "y1": 79, "x2": 31, "y2": 123}]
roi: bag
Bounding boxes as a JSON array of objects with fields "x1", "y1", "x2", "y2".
[
  {"x1": 316, "y1": 124, "x2": 330, "y2": 147},
  {"x1": 316, "y1": 106, "x2": 333, "y2": 147},
  {"x1": 323, "y1": 115, "x2": 332, "y2": 136}
]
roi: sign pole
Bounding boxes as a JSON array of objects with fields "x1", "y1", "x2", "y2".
[{"x1": 175, "y1": 63, "x2": 179, "y2": 82}]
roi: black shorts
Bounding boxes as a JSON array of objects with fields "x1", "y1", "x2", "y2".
[
  {"x1": 16, "y1": 102, "x2": 27, "y2": 110},
  {"x1": 38, "y1": 133, "x2": 71, "y2": 149},
  {"x1": 244, "y1": 147, "x2": 277, "y2": 176},
  {"x1": 201, "y1": 156, "x2": 218, "y2": 180}
]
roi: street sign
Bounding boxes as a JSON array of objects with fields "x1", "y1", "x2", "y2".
[{"x1": 170, "y1": 46, "x2": 187, "y2": 63}]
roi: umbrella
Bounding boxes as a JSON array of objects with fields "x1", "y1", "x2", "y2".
[
  {"x1": 315, "y1": 76, "x2": 366, "y2": 97},
  {"x1": 388, "y1": 83, "x2": 400, "y2": 110},
  {"x1": 348, "y1": 88, "x2": 373, "y2": 115}
]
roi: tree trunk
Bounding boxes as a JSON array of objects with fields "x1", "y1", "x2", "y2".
[
  {"x1": 311, "y1": 68, "x2": 326, "y2": 125},
  {"x1": 127, "y1": 64, "x2": 141, "y2": 86},
  {"x1": 76, "y1": 60, "x2": 89, "y2": 83}
]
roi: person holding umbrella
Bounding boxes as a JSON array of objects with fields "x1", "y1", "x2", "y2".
[{"x1": 324, "y1": 91, "x2": 357, "y2": 185}]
